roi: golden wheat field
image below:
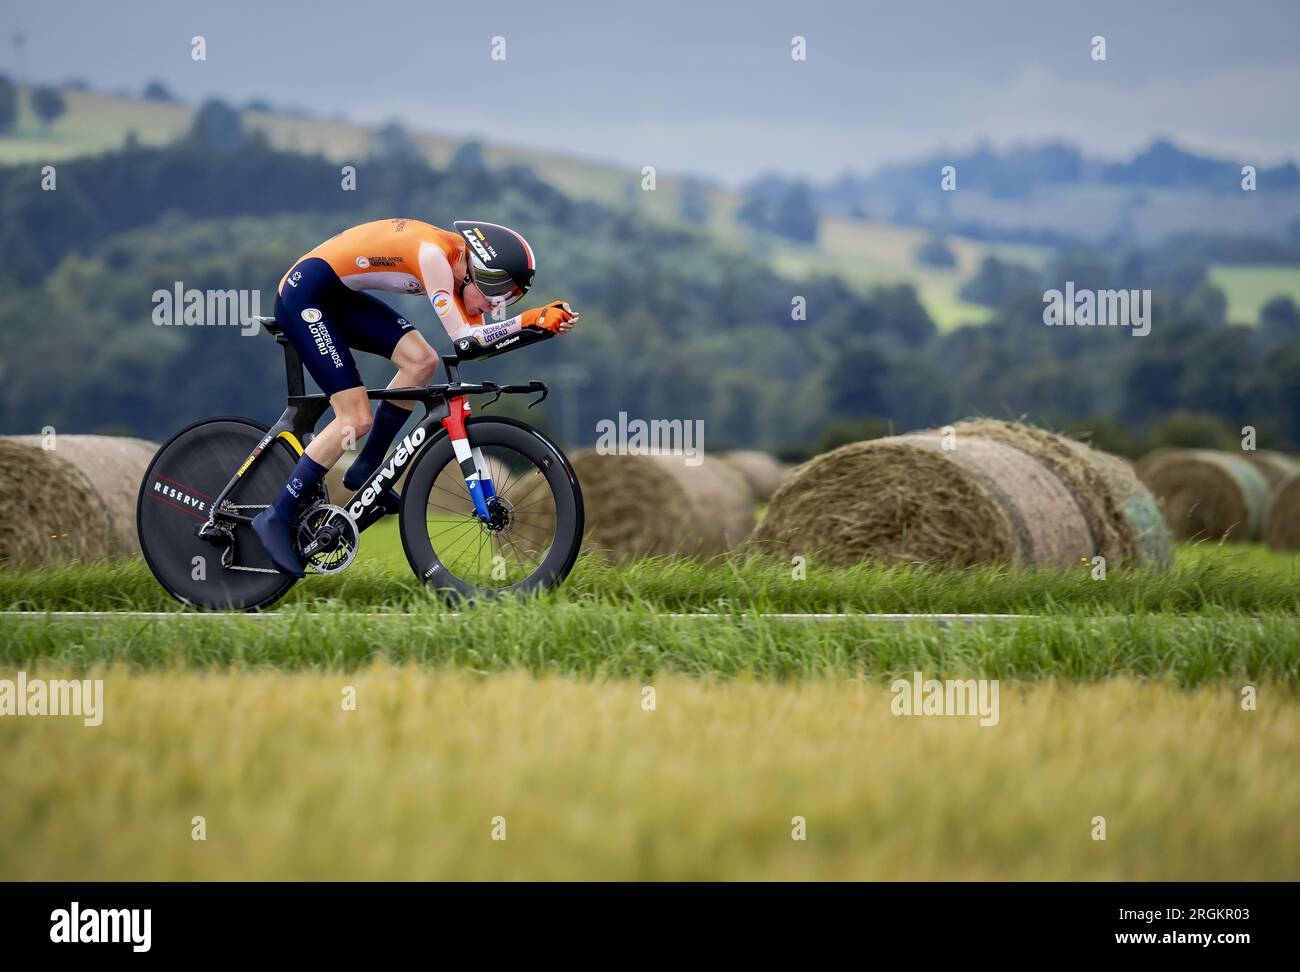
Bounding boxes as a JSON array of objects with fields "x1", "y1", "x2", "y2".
[{"x1": 1, "y1": 667, "x2": 1295, "y2": 881}]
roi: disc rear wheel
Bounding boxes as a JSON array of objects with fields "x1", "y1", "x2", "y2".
[{"x1": 137, "y1": 417, "x2": 306, "y2": 610}]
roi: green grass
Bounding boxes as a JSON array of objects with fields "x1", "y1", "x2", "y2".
[
  {"x1": 0, "y1": 90, "x2": 192, "y2": 163},
  {"x1": 1, "y1": 601, "x2": 1295, "y2": 684},
  {"x1": 6, "y1": 537, "x2": 1297, "y2": 683},
  {"x1": 3, "y1": 534, "x2": 1297, "y2": 615},
  {"x1": 1209, "y1": 263, "x2": 1300, "y2": 324},
  {"x1": 2, "y1": 671, "x2": 1295, "y2": 880}
]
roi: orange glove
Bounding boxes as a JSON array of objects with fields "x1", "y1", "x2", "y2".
[{"x1": 521, "y1": 300, "x2": 580, "y2": 334}]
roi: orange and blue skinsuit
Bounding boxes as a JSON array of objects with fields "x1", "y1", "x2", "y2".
[{"x1": 274, "y1": 218, "x2": 489, "y2": 395}]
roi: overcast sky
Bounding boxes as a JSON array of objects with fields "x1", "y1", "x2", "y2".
[{"x1": 8, "y1": 0, "x2": 1300, "y2": 183}]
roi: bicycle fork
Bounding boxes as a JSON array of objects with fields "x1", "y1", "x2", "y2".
[{"x1": 442, "y1": 395, "x2": 497, "y2": 521}]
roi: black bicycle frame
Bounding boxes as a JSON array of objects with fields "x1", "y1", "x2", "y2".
[{"x1": 199, "y1": 316, "x2": 549, "y2": 546}]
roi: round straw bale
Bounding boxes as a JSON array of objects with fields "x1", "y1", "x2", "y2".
[
  {"x1": 407, "y1": 451, "x2": 560, "y2": 561},
  {"x1": 1242, "y1": 450, "x2": 1299, "y2": 490},
  {"x1": 0, "y1": 438, "x2": 115, "y2": 568},
  {"x1": 751, "y1": 434, "x2": 1092, "y2": 567},
  {"x1": 1263, "y1": 472, "x2": 1300, "y2": 551},
  {"x1": 1134, "y1": 447, "x2": 1183, "y2": 481},
  {"x1": 1137, "y1": 449, "x2": 1271, "y2": 541},
  {"x1": 11, "y1": 434, "x2": 159, "y2": 554},
  {"x1": 1088, "y1": 451, "x2": 1175, "y2": 569},
  {"x1": 571, "y1": 451, "x2": 755, "y2": 560},
  {"x1": 493, "y1": 453, "x2": 557, "y2": 561},
  {"x1": 947, "y1": 419, "x2": 1171, "y2": 569},
  {"x1": 721, "y1": 450, "x2": 788, "y2": 503},
  {"x1": 324, "y1": 454, "x2": 354, "y2": 505}
]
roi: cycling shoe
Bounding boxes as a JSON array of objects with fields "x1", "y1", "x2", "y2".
[{"x1": 251, "y1": 507, "x2": 306, "y2": 578}]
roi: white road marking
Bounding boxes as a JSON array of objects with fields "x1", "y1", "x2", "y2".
[
  {"x1": 0, "y1": 610, "x2": 1034, "y2": 624},
  {"x1": 0, "y1": 612, "x2": 1272, "y2": 627}
]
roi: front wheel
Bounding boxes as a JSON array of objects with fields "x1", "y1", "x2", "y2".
[{"x1": 399, "y1": 417, "x2": 583, "y2": 600}]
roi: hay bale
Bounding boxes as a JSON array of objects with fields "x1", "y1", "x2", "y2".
[
  {"x1": 721, "y1": 450, "x2": 788, "y2": 503},
  {"x1": 484, "y1": 453, "x2": 557, "y2": 559},
  {"x1": 947, "y1": 420, "x2": 1171, "y2": 569},
  {"x1": 1089, "y1": 451, "x2": 1175, "y2": 569},
  {"x1": 1264, "y1": 472, "x2": 1300, "y2": 551},
  {"x1": 571, "y1": 451, "x2": 755, "y2": 560},
  {"x1": 10, "y1": 434, "x2": 159, "y2": 554},
  {"x1": 751, "y1": 434, "x2": 1092, "y2": 567},
  {"x1": 1134, "y1": 447, "x2": 1183, "y2": 481},
  {"x1": 323, "y1": 454, "x2": 411, "y2": 506},
  {"x1": 1243, "y1": 450, "x2": 1299, "y2": 490},
  {"x1": 416, "y1": 452, "x2": 559, "y2": 559},
  {"x1": 324, "y1": 454, "x2": 354, "y2": 505},
  {"x1": 0, "y1": 438, "x2": 115, "y2": 568},
  {"x1": 1138, "y1": 449, "x2": 1271, "y2": 542}
]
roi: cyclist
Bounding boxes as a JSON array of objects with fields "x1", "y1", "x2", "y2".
[{"x1": 252, "y1": 217, "x2": 579, "y2": 577}]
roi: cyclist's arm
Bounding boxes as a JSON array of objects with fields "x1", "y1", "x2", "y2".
[{"x1": 417, "y1": 242, "x2": 523, "y2": 348}]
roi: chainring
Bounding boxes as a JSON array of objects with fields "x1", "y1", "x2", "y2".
[{"x1": 295, "y1": 502, "x2": 360, "y2": 575}]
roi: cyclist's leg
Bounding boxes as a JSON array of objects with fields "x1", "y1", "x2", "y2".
[
  {"x1": 252, "y1": 259, "x2": 373, "y2": 575},
  {"x1": 337, "y1": 291, "x2": 439, "y2": 499}
]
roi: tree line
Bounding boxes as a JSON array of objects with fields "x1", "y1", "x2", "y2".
[{"x1": 0, "y1": 101, "x2": 1296, "y2": 458}]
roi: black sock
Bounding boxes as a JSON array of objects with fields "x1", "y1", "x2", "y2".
[{"x1": 271, "y1": 453, "x2": 328, "y2": 521}]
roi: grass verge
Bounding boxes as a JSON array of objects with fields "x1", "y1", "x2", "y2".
[
  {"x1": 0, "y1": 669, "x2": 1293, "y2": 880},
  {"x1": 1, "y1": 540, "x2": 1298, "y2": 616},
  {"x1": 1, "y1": 602, "x2": 1296, "y2": 684}
]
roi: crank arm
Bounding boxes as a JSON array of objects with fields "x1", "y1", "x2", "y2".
[{"x1": 298, "y1": 528, "x2": 341, "y2": 560}]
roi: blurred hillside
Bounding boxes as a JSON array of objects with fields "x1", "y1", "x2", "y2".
[
  {"x1": 7, "y1": 84, "x2": 1300, "y2": 327},
  {"x1": 0, "y1": 84, "x2": 1037, "y2": 329},
  {"x1": 1, "y1": 82, "x2": 1299, "y2": 456},
  {"x1": 810, "y1": 140, "x2": 1300, "y2": 243}
]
